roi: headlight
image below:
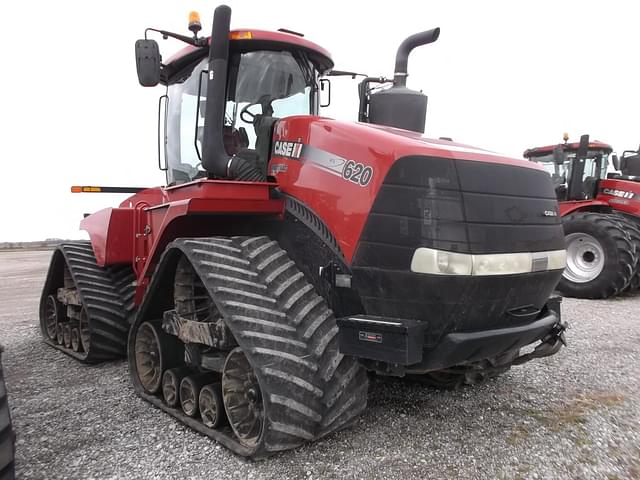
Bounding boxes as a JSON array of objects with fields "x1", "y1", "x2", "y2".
[{"x1": 410, "y1": 247, "x2": 567, "y2": 276}]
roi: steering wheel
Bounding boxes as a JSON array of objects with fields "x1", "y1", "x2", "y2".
[{"x1": 240, "y1": 102, "x2": 262, "y2": 124}]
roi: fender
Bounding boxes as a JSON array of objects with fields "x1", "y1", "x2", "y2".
[
  {"x1": 79, "y1": 180, "x2": 284, "y2": 304},
  {"x1": 559, "y1": 200, "x2": 611, "y2": 217}
]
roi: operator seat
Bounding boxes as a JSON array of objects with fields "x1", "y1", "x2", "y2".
[
  {"x1": 621, "y1": 153, "x2": 640, "y2": 177},
  {"x1": 582, "y1": 176, "x2": 598, "y2": 199},
  {"x1": 233, "y1": 114, "x2": 279, "y2": 177},
  {"x1": 253, "y1": 114, "x2": 278, "y2": 169}
]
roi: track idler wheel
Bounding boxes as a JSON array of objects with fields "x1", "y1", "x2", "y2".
[
  {"x1": 199, "y1": 383, "x2": 226, "y2": 429},
  {"x1": 134, "y1": 321, "x2": 184, "y2": 395},
  {"x1": 134, "y1": 322, "x2": 165, "y2": 394},
  {"x1": 222, "y1": 347, "x2": 264, "y2": 449},
  {"x1": 43, "y1": 294, "x2": 64, "y2": 341},
  {"x1": 162, "y1": 367, "x2": 192, "y2": 407},
  {"x1": 180, "y1": 373, "x2": 217, "y2": 418}
]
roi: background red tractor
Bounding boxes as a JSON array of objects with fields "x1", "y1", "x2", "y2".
[
  {"x1": 524, "y1": 135, "x2": 640, "y2": 298},
  {"x1": 39, "y1": 5, "x2": 568, "y2": 458}
]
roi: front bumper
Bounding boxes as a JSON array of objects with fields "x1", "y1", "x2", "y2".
[
  {"x1": 336, "y1": 297, "x2": 566, "y2": 375},
  {"x1": 415, "y1": 304, "x2": 564, "y2": 371}
]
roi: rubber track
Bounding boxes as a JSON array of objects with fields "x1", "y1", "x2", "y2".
[
  {"x1": 39, "y1": 242, "x2": 136, "y2": 363},
  {"x1": 130, "y1": 236, "x2": 368, "y2": 458},
  {"x1": 0, "y1": 351, "x2": 15, "y2": 480},
  {"x1": 559, "y1": 212, "x2": 636, "y2": 298}
]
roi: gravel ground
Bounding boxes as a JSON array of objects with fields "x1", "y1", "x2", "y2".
[{"x1": 1, "y1": 249, "x2": 639, "y2": 480}]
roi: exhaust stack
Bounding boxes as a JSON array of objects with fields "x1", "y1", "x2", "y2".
[
  {"x1": 201, "y1": 5, "x2": 265, "y2": 181},
  {"x1": 393, "y1": 28, "x2": 440, "y2": 87},
  {"x1": 367, "y1": 28, "x2": 440, "y2": 134}
]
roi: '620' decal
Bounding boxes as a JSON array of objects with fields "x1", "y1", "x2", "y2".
[{"x1": 342, "y1": 160, "x2": 373, "y2": 186}]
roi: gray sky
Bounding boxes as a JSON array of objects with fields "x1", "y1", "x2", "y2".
[{"x1": 1, "y1": 0, "x2": 638, "y2": 241}]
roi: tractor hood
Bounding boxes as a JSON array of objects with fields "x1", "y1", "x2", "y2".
[{"x1": 269, "y1": 116, "x2": 562, "y2": 263}]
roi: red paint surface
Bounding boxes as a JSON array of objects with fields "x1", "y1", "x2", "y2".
[
  {"x1": 80, "y1": 180, "x2": 283, "y2": 300},
  {"x1": 80, "y1": 116, "x2": 556, "y2": 304},
  {"x1": 555, "y1": 178, "x2": 640, "y2": 217},
  {"x1": 270, "y1": 116, "x2": 544, "y2": 262},
  {"x1": 165, "y1": 29, "x2": 332, "y2": 68},
  {"x1": 524, "y1": 141, "x2": 613, "y2": 157},
  {"x1": 558, "y1": 200, "x2": 610, "y2": 217},
  {"x1": 80, "y1": 208, "x2": 134, "y2": 266},
  {"x1": 595, "y1": 178, "x2": 640, "y2": 216}
]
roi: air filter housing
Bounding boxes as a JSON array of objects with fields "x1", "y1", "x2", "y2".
[{"x1": 368, "y1": 86, "x2": 427, "y2": 133}]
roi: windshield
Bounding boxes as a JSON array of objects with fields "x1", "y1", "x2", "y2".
[
  {"x1": 165, "y1": 50, "x2": 317, "y2": 184},
  {"x1": 529, "y1": 150, "x2": 610, "y2": 200}
]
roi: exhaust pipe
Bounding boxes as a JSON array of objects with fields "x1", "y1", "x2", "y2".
[
  {"x1": 393, "y1": 28, "x2": 440, "y2": 87},
  {"x1": 366, "y1": 27, "x2": 440, "y2": 133},
  {"x1": 201, "y1": 5, "x2": 265, "y2": 181}
]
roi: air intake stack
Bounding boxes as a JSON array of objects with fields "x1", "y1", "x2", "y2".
[{"x1": 368, "y1": 28, "x2": 440, "y2": 133}]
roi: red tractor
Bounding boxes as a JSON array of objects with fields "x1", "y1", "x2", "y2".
[
  {"x1": 39, "y1": 6, "x2": 568, "y2": 458},
  {"x1": 524, "y1": 135, "x2": 640, "y2": 298}
]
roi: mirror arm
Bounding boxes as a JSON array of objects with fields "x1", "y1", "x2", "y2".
[{"x1": 145, "y1": 27, "x2": 208, "y2": 47}]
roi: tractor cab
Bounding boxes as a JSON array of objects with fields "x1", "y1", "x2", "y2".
[
  {"x1": 610, "y1": 145, "x2": 640, "y2": 181},
  {"x1": 135, "y1": 16, "x2": 333, "y2": 185},
  {"x1": 523, "y1": 135, "x2": 613, "y2": 201},
  {"x1": 164, "y1": 47, "x2": 324, "y2": 184}
]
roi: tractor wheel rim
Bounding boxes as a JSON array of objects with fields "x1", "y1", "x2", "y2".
[
  {"x1": 162, "y1": 371, "x2": 179, "y2": 406},
  {"x1": 44, "y1": 295, "x2": 59, "y2": 340},
  {"x1": 199, "y1": 386, "x2": 220, "y2": 428},
  {"x1": 222, "y1": 348, "x2": 264, "y2": 448},
  {"x1": 134, "y1": 322, "x2": 163, "y2": 393},
  {"x1": 180, "y1": 379, "x2": 198, "y2": 416},
  {"x1": 564, "y1": 232, "x2": 605, "y2": 283}
]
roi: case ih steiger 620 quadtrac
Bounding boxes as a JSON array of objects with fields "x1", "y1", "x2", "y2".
[
  {"x1": 39, "y1": 6, "x2": 569, "y2": 458},
  {"x1": 524, "y1": 135, "x2": 640, "y2": 299}
]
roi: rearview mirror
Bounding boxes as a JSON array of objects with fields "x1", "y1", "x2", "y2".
[
  {"x1": 552, "y1": 145, "x2": 565, "y2": 165},
  {"x1": 611, "y1": 154, "x2": 620, "y2": 171},
  {"x1": 135, "y1": 39, "x2": 161, "y2": 87},
  {"x1": 320, "y1": 79, "x2": 331, "y2": 108}
]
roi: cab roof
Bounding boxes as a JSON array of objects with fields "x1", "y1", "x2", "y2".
[
  {"x1": 161, "y1": 29, "x2": 333, "y2": 84},
  {"x1": 523, "y1": 140, "x2": 613, "y2": 158}
]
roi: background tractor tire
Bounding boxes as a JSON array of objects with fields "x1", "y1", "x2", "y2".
[
  {"x1": 0, "y1": 349, "x2": 15, "y2": 480},
  {"x1": 558, "y1": 212, "x2": 636, "y2": 299},
  {"x1": 613, "y1": 214, "x2": 640, "y2": 292}
]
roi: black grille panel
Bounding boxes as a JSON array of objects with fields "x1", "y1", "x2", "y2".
[
  {"x1": 354, "y1": 155, "x2": 565, "y2": 270},
  {"x1": 350, "y1": 155, "x2": 565, "y2": 340}
]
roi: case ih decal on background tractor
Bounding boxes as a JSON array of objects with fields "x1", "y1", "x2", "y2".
[
  {"x1": 39, "y1": 6, "x2": 568, "y2": 458},
  {"x1": 524, "y1": 135, "x2": 640, "y2": 298}
]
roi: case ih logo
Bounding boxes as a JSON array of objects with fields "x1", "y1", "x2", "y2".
[
  {"x1": 602, "y1": 188, "x2": 635, "y2": 199},
  {"x1": 273, "y1": 141, "x2": 303, "y2": 159}
]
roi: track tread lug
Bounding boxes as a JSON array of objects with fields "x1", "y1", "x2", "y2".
[
  {"x1": 130, "y1": 236, "x2": 367, "y2": 458},
  {"x1": 39, "y1": 242, "x2": 136, "y2": 363}
]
